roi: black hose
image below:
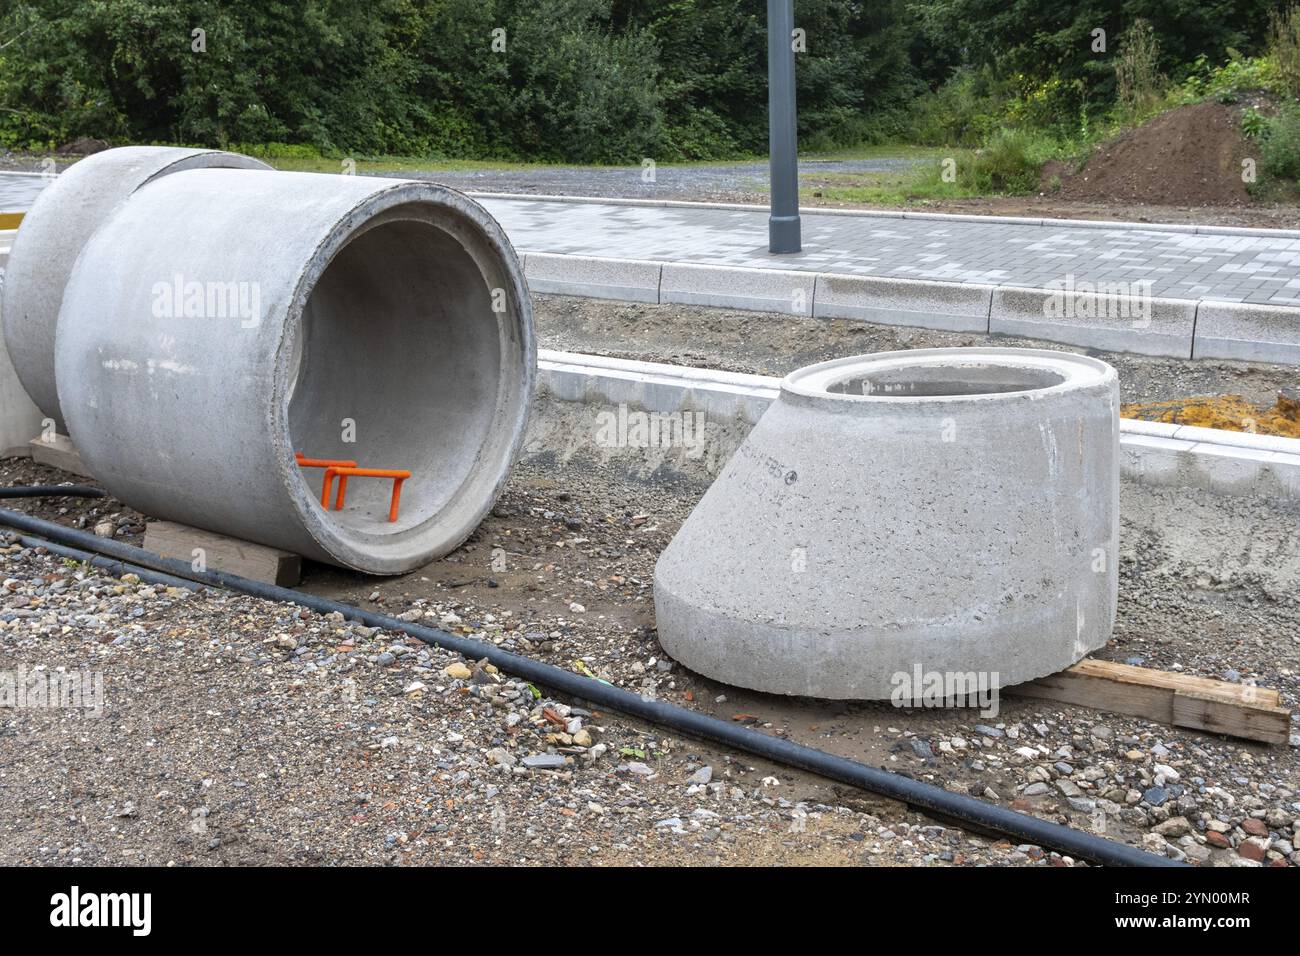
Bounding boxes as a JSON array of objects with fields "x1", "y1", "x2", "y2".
[
  {"x1": 8, "y1": 531, "x2": 204, "y2": 592},
  {"x1": 0, "y1": 484, "x2": 105, "y2": 499},
  {"x1": 0, "y1": 501, "x2": 1180, "y2": 867}
]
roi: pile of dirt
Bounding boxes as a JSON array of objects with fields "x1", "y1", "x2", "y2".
[
  {"x1": 55, "y1": 137, "x2": 109, "y2": 156},
  {"x1": 1045, "y1": 101, "x2": 1255, "y2": 206},
  {"x1": 1122, "y1": 389, "x2": 1300, "y2": 438}
]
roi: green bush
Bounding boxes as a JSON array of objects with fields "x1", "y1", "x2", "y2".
[
  {"x1": 1003, "y1": 75, "x2": 1088, "y2": 139},
  {"x1": 0, "y1": 0, "x2": 669, "y2": 163},
  {"x1": 970, "y1": 128, "x2": 1045, "y2": 193},
  {"x1": 663, "y1": 107, "x2": 738, "y2": 161},
  {"x1": 0, "y1": 0, "x2": 1291, "y2": 165},
  {"x1": 1262, "y1": 106, "x2": 1300, "y2": 181},
  {"x1": 1242, "y1": 106, "x2": 1268, "y2": 139},
  {"x1": 906, "y1": 68, "x2": 1007, "y2": 147},
  {"x1": 1270, "y1": 4, "x2": 1300, "y2": 100},
  {"x1": 1179, "y1": 52, "x2": 1285, "y2": 102},
  {"x1": 897, "y1": 129, "x2": 1047, "y2": 200},
  {"x1": 235, "y1": 142, "x2": 322, "y2": 160},
  {"x1": 1114, "y1": 19, "x2": 1165, "y2": 120}
]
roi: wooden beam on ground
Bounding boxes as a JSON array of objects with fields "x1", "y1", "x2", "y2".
[
  {"x1": 1014, "y1": 658, "x2": 1291, "y2": 746},
  {"x1": 144, "y1": 520, "x2": 302, "y2": 588},
  {"x1": 29, "y1": 434, "x2": 92, "y2": 478}
]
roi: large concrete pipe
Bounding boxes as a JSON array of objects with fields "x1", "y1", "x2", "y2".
[
  {"x1": 11, "y1": 147, "x2": 532, "y2": 575},
  {"x1": 1, "y1": 147, "x2": 272, "y2": 431},
  {"x1": 654, "y1": 348, "x2": 1119, "y2": 699}
]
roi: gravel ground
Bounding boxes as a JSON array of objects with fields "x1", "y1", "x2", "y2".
[
  {"x1": 0, "y1": 461, "x2": 1041, "y2": 867},
  {"x1": 2, "y1": 406, "x2": 1299, "y2": 867},
  {"x1": 384, "y1": 158, "x2": 919, "y2": 204},
  {"x1": 1, "y1": 296, "x2": 1298, "y2": 868},
  {"x1": 0, "y1": 159, "x2": 917, "y2": 212}
]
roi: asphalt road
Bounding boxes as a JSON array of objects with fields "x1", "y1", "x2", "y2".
[
  {"x1": 0, "y1": 158, "x2": 920, "y2": 212},
  {"x1": 388, "y1": 157, "x2": 917, "y2": 202},
  {"x1": 0, "y1": 172, "x2": 48, "y2": 212}
]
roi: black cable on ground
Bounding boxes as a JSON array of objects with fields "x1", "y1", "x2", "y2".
[
  {"x1": 8, "y1": 531, "x2": 203, "y2": 592},
  {"x1": 0, "y1": 484, "x2": 106, "y2": 499},
  {"x1": 0, "y1": 499, "x2": 1180, "y2": 867}
]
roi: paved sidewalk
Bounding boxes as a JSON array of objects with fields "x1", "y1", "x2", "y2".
[
  {"x1": 4, "y1": 172, "x2": 1298, "y2": 361},
  {"x1": 0, "y1": 172, "x2": 48, "y2": 213},
  {"x1": 5, "y1": 170, "x2": 1299, "y2": 305},
  {"x1": 480, "y1": 196, "x2": 1300, "y2": 307}
]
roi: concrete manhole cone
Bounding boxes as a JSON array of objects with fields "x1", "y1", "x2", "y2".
[{"x1": 653, "y1": 348, "x2": 1120, "y2": 699}]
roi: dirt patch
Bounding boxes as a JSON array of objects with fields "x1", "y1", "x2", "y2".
[
  {"x1": 55, "y1": 138, "x2": 109, "y2": 157},
  {"x1": 1047, "y1": 101, "x2": 1254, "y2": 207},
  {"x1": 1123, "y1": 390, "x2": 1300, "y2": 438}
]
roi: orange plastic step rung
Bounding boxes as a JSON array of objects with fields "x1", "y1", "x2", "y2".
[
  {"x1": 321, "y1": 466, "x2": 412, "y2": 523},
  {"x1": 295, "y1": 452, "x2": 358, "y2": 470}
]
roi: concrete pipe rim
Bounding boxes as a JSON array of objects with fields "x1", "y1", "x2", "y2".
[
  {"x1": 271, "y1": 181, "x2": 535, "y2": 574},
  {"x1": 781, "y1": 347, "x2": 1116, "y2": 408}
]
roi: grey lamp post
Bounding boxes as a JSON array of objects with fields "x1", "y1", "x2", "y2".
[{"x1": 767, "y1": 0, "x2": 801, "y2": 253}]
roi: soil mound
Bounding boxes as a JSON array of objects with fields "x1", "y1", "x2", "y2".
[{"x1": 1046, "y1": 101, "x2": 1254, "y2": 206}]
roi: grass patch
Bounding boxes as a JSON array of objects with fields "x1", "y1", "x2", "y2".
[
  {"x1": 262, "y1": 143, "x2": 937, "y2": 177},
  {"x1": 797, "y1": 144, "x2": 948, "y2": 163},
  {"x1": 806, "y1": 133, "x2": 1057, "y2": 205}
]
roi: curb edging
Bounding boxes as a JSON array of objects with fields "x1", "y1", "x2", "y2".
[
  {"x1": 521, "y1": 251, "x2": 1298, "y2": 366},
  {"x1": 537, "y1": 349, "x2": 1300, "y2": 501}
]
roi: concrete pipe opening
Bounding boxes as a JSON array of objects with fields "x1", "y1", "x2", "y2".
[
  {"x1": 826, "y1": 360, "x2": 1068, "y2": 398},
  {"x1": 47, "y1": 157, "x2": 533, "y2": 575},
  {"x1": 654, "y1": 347, "x2": 1120, "y2": 700},
  {"x1": 806, "y1": 350, "x2": 1099, "y2": 402},
  {"x1": 286, "y1": 210, "x2": 515, "y2": 550}
]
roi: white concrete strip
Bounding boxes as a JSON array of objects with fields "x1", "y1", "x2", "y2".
[
  {"x1": 468, "y1": 191, "x2": 1300, "y2": 240},
  {"x1": 536, "y1": 349, "x2": 1300, "y2": 501},
  {"x1": 538, "y1": 348, "x2": 777, "y2": 424}
]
